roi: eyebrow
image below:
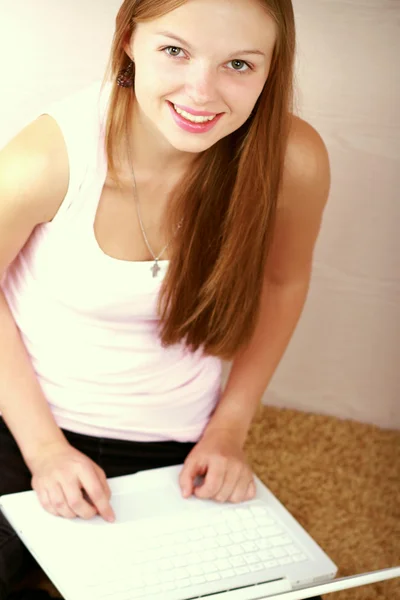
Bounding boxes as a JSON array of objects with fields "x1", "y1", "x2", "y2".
[{"x1": 156, "y1": 31, "x2": 266, "y2": 58}]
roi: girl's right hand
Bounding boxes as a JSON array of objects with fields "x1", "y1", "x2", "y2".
[{"x1": 29, "y1": 442, "x2": 115, "y2": 522}]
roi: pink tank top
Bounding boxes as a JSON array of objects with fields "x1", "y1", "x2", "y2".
[{"x1": 1, "y1": 80, "x2": 222, "y2": 443}]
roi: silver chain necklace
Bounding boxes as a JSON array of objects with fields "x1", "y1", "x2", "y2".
[{"x1": 125, "y1": 131, "x2": 183, "y2": 278}]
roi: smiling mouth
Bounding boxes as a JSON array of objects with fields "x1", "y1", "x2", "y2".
[{"x1": 170, "y1": 102, "x2": 218, "y2": 124}]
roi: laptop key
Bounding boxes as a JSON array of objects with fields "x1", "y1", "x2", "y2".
[
  {"x1": 242, "y1": 541, "x2": 258, "y2": 552},
  {"x1": 174, "y1": 568, "x2": 190, "y2": 580},
  {"x1": 286, "y1": 544, "x2": 302, "y2": 555},
  {"x1": 227, "y1": 544, "x2": 242, "y2": 556},
  {"x1": 186, "y1": 564, "x2": 204, "y2": 576},
  {"x1": 220, "y1": 569, "x2": 236, "y2": 579},
  {"x1": 217, "y1": 534, "x2": 231, "y2": 547},
  {"x1": 271, "y1": 547, "x2": 287, "y2": 558},
  {"x1": 279, "y1": 556, "x2": 294, "y2": 565},
  {"x1": 229, "y1": 555, "x2": 246, "y2": 567},
  {"x1": 230, "y1": 531, "x2": 246, "y2": 543},
  {"x1": 256, "y1": 515, "x2": 276, "y2": 526},
  {"x1": 206, "y1": 573, "x2": 221, "y2": 582},
  {"x1": 250, "y1": 563, "x2": 265, "y2": 572},
  {"x1": 186, "y1": 552, "x2": 201, "y2": 564},
  {"x1": 270, "y1": 535, "x2": 292, "y2": 546},
  {"x1": 250, "y1": 505, "x2": 269, "y2": 517},
  {"x1": 162, "y1": 582, "x2": 175, "y2": 591},
  {"x1": 158, "y1": 558, "x2": 173, "y2": 570},
  {"x1": 172, "y1": 556, "x2": 188, "y2": 567},
  {"x1": 244, "y1": 530, "x2": 259, "y2": 540},
  {"x1": 146, "y1": 584, "x2": 163, "y2": 595},
  {"x1": 263, "y1": 560, "x2": 278, "y2": 568},
  {"x1": 258, "y1": 549, "x2": 275, "y2": 560},
  {"x1": 175, "y1": 578, "x2": 192, "y2": 588},
  {"x1": 235, "y1": 565, "x2": 250, "y2": 575},
  {"x1": 203, "y1": 562, "x2": 218, "y2": 574},
  {"x1": 189, "y1": 529, "x2": 204, "y2": 540},
  {"x1": 215, "y1": 522, "x2": 230, "y2": 534},
  {"x1": 293, "y1": 553, "x2": 308, "y2": 562},
  {"x1": 255, "y1": 538, "x2": 272, "y2": 550},
  {"x1": 259, "y1": 526, "x2": 283, "y2": 537},
  {"x1": 215, "y1": 558, "x2": 231, "y2": 570},
  {"x1": 235, "y1": 508, "x2": 253, "y2": 519},
  {"x1": 191, "y1": 575, "x2": 206, "y2": 585},
  {"x1": 244, "y1": 554, "x2": 259, "y2": 564}
]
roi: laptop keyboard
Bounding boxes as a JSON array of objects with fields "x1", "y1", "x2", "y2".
[{"x1": 83, "y1": 501, "x2": 308, "y2": 600}]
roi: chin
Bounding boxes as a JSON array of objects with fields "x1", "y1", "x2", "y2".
[{"x1": 166, "y1": 133, "x2": 220, "y2": 154}]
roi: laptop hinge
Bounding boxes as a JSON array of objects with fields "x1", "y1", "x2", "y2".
[{"x1": 195, "y1": 578, "x2": 292, "y2": 599}]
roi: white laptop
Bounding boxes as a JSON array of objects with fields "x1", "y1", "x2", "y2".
[{"x1": 0, "y1": 464, "x2": 399, "y2": 600}]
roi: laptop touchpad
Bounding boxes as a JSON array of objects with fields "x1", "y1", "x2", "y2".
[{"x1": 111, "y1": 485, "x2": 185, "y2": 523}]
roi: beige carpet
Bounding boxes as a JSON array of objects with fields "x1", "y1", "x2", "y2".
[{"x1": 22, "y1": 406, "x2": 400, "y2": 599}]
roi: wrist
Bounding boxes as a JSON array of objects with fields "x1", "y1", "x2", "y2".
[
  {"x1": 23, "y1": 435, "x2": 70, "y2": 472},
  {"x1": 202, "y1": 419, "x2": 249, "y2": 449}
]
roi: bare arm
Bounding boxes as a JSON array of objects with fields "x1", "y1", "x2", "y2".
[
  {"x1": 203, "y1": 118, "x2": 331, "y2": 445},
  {"x1": 0, "y1": 115, "x2": 71, "y2": 467},
  {"x1": 0, "y1": 115, "x2": 114, "y2": 521},
  {"x1": 0, "y1": 287, "x2": 69, "y2": 468}
]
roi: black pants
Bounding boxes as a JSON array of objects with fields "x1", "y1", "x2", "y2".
[
  {"x1": 0, "y1": 417, "x2": 323, "y2": 600},
  {"x1": 0, "y1": 417, "x2": 196, "y2": 598}
]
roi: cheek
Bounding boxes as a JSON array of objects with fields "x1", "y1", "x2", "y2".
[
  {"x1": 226, "y1": 89, "x2": 257, "y2": 122},
  {"x1": 232, "y1": 81, "x2": 265, "y2": 119},
  {"x1": 225, "y1": 77, "x2": 262, "y2": 106},
  {"x1": 134, "y1": 73, "x2": 163, "y2": 111},
  {"x1": 136, "y1": 68, "x2": 179, "y2": 105}
]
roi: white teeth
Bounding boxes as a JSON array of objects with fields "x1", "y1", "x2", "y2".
[{"x1": 173, "y1": 104, "x2": 216, "y2": 124}]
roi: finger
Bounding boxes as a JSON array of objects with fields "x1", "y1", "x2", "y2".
[
  {"x1": 35, "y1": 485, "x2": 58, "y2": 517},
  {"x1": 62, "y1": 478, "x2": 98, "y2": 520},
  {"x1": 93, "y1": 464, "x2": 112, "y2": 501},
  {"x1": 230, "y1": 473, "x2": 255, "y2": 504},
  {"x1": 179, "y1": 458, "x2": 203, "y2": 498},
  {"x1": 215, "y1": 463, "x2": 243, "y2": 504},
  {"x1": 245, "y1": 480, "x2": 257, "y2": 500},
  {"x1": 194, "y1": 459, "x2": 226, "y2": 500},
  {"x1": 47, "y1": 482, "x2": 76, "y2": 519},
  {"x1": 78, "y1": 466, "x2": 115, "y2": 522}
]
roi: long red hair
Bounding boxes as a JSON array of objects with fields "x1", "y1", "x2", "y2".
[{"x1": 100, "y1": 0, "x2": 297, "y2": 360}]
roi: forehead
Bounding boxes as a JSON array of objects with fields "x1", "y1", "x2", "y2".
[{"x1": 136, "y1": 0, "x2": 277, "y2": 55}]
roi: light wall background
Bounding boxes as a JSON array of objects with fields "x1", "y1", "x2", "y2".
[{"x1": 1, "y1": 0, "x2": 399, "y2": 429}]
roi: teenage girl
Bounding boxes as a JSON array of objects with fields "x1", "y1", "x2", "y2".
[{"x1": 0, "y1": 0, "x2": 330, "y2": 597}]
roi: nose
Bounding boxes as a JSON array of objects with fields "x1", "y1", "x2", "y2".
[{"x1": 185, "y1": 61, "x2": 219, "y2": 107}]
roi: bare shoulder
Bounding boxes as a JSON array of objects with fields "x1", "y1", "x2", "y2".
[
  {"x1": 263, "y1": 116, "x2": 331, "y2": 284},
  {"x1": 283, "y1": 115, "x2": 331, "y2": 201},
  {"x1": 0, "y1": 114, "x2": 69, "y2": 223},
  {"x1": 0, "y1": 114, "x2": 70, "y2": 275}
]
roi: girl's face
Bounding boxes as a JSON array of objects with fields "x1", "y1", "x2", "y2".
[{"x1": 125, "y1": 0, "x2": 277, "y2": 155}]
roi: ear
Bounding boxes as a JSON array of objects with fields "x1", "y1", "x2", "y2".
[{"x1": 123, "y1": 44, "x2": 133, "y2": 61}]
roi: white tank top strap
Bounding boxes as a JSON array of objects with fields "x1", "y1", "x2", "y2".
[{"x1": 36, "y1": 80, "x2": 111, "y2": 227}]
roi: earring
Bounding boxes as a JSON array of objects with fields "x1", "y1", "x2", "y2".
[{"x1": 116, "y1": 60, "x2": 134, "y2": 88}]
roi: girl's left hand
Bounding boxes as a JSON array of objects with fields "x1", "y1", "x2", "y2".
[{"x1": 179, "y1": 429, "x2": 256, "y2": 504}]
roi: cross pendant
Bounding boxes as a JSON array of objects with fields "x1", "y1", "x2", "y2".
[{"x1": 151, "y1": 261, "x2": 161, "y2": 278}]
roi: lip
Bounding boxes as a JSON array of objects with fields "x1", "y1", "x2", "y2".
[
  {"x1": 172, "y1": 103, "x2": 219, "y2": 117},
  {"x1": 167, "y1": 101, "x2": 223, "y2": 135}
]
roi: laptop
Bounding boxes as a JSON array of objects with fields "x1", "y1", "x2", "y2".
[{"x1": 0, "y1": 464, "x2": 399, "y2": 600}]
